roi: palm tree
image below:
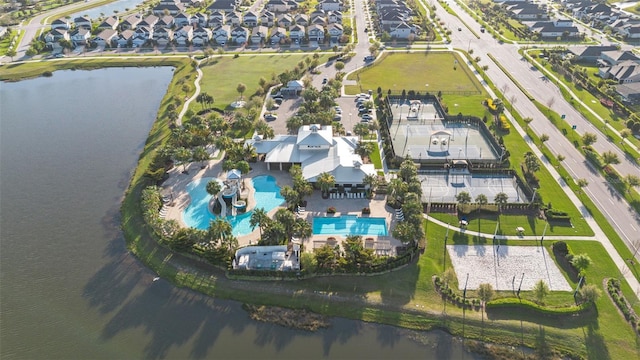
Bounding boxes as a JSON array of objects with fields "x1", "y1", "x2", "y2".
[
  {"x1": 362, "y1": 174, "x2": 378, "y2": 194},
  {"x1": 250, "y1": 208, "x2": 270, "y2": 237},
  {"x1": 624, "y1": 174, "x2": 640, "y2": 193},
  {"x1": 601, "y1": 151, "x2": 620, "y2": 166},
  {"x1": 175, "y1": 147, "x2": 192, "y2": 173},
  {"x1": 353, "y1": 123, "x2": 370, "y2": 140},
  {"x1": 581, "y1": 132, "x2": 598, "y2": 146},
  {"x1": 355, "y1": 141, "x2": 375, "y2": 161},
  {"x1": 192, "y1": 146, "x2": 209, "y2": 168},
  {"x1": 208, "y1": 218, "x2": 232, "y2": 247},
  {"x1": 475, "y1": 194, "x2": 488, "y2": 213},
  {"x1": 316, "y1": 172, "x2": 335, "y2": 197},
  {"x1": 576, "y1": 178, "x2": 589, "y2": 197},
  {"x1": 494, "y1": 192, "x2": 508, "y2": 213},
  {"x1": 455, "y1": 191, "x2": 472, "y2": 212},
  {"x1": 524, "y1": 152, "x2": 540, "y2": 173},
  {"x1": 243, "y1": 144, "x2": 257, "y2": 162},
  {"x1": 206, "y1": 180, "x2": 222, "y2": 197},
  {"x1": 523, "y1": 117, "x2": 533, "y2": 130}
]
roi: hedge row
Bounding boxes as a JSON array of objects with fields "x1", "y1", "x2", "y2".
[
  {"x1": 607, "y1": 278, "x2": 640, "y2": 333},
  {"x1": 545, "y1": 209, "x2": 571, "y2": 222},
  {"x1": 486, "y1": 297, "x2": 591, "y2": 316}
]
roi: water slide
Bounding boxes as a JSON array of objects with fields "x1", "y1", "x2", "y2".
[{"x1": 218, "y1": 192, "x2": 227, "y2": 218}]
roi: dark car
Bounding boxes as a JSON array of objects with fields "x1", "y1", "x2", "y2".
[
  {"x1": 322, "y1": 78, "x2": 328, "y2": 84},
  {"x1": 264, "y1": 113, "x2": 277, "y2": 121}
]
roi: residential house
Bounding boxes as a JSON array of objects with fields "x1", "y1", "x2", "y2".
[
  {"x1": 181, "y1": 0, "x2": 205, "y2": 7},
  {"x1": 294, "y1": 14, "x2": 309, "y2": 26},
  {"x1": 260, "y1": 10, "x2": 275, "y2": 27},
  {"x1": 529, "y1": 21, "x2": 579, "y2": 38},
  {"x1": 153, "y1": 27, "x2": 174, "y2": 46},
  {"x1": 554, "y1": 18, "x2": 574, "y2": 27},
  {"x1": 213, "y1": 24, "x2": 231, "y2": 45},
  {"x1": 327, "y1": 22, "x2": 343, "y2": 41},
  {"x1": 243, "y1": 11, "x2": 258, "y2": 27},
  {"x1": 93, "y1": 29, "x2": 118, "y2": 47},
  {"x1": 277, "y1": 14, "x2": 293, "y2": 27},
  {"x1": 73, "y1": 16, "x2": 92, "y2": 29},
  {"x1": 227, "y1": 11, "x2": 242, "y2": 26},
  {"x1": 318, "y1": 0, "x2": 341, "y2": 12},
  {"x1": 310, "y1": 11, "x2": 327, "y2": 26},
  {"x1": 289, "y1": 24, "x2": 306, "y2": 42},
  {"x1": 327, "y1": 11, "x2": 342, "y2": 24},
  {"x1": 70, "y1": 27, "x2": 91, "y2": 45},
  {"x1": 209, "y1": 11, "x2": 226, "y2": 27},
  {"x1": 174, "y1": 12, "x2": 192, "y2": 27},
  {"x1": 389, "y1": 21, "x2": 414, "y2": 39},
  {"x1": 599, "y1": 60, "x2": 640, "y2": 83},
  {"x1": 231, "y1": 26, "x2": 249, "y2": 44},
  {"x1": 51, "y1": 18, "x2": 70, "y2": 30},
  {"x1": 207, "y1": 0, "x2": 239, "y2": 13},
  {"x1": 266, "y1": 0, "x2": 296, "y2": 13},
  {"x1": 115, "y1": 29, "x2": 135, "y2": 47},
  {"x1": 600, "y1": 50, "x2": 640, "y2": 66},
  {"x1": 250, "y1": 25, "x2": 268, "y2": 44},
  {"x1": 152, "y1": 2, "x2": 186, "y2": 15},
  {"x1": 139, "y1": 14, "x2": 159, "y2": 29},
  {"x1": 97, "y1": 16, "x2": 119, "y2": 30},
  {"x1": 192, "y1": 12, "x2": 208, "y2": 27},
  {"x1": 307, "y1": 24, "x2": 325, "y2": 42},
  {"x1": 619, "y1": 23, "x2": 640, "y2": 39},
  {"x1": 44, "y1": 28, "x2": 69, "y2": 44},
  {"x1": 120, "y1": 14, "x2": 142, "y2": 31},
  {"x1": 174, "y1": 25, "x2": 193, "y2": 45},
  {"x1": 615, "y1": 82, "x2": 640, "y2": 104},
  {"x1": 156, "y1": 15, "x2": 175, "y2": 29},
  {"x1": 246, "y1": 124, "x2": 376, "y2": 185},
  {"x1": 568, "y1": 45, "x2": 618, "y2": 63},
  {"x1": 132, "y1": 26, "x2": 153, "y2": 47},
  {"x1": 270, "y1": 27, "x2": 287, "y2": 44},
  {"x1": 192, "y1": 27, "x2": 212, "y2": 46}
]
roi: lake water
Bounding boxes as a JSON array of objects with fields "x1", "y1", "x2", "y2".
[
  {"x1": 0, "y1": 67, "x2": 478, "y2": 359},
  {"x1": 70, "y1": 0, "x2": 146, "y2": 20}
]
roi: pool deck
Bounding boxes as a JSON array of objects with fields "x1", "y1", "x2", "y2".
[{"x1": 160, "y1": 154, "x2": 402, "y2": 255}]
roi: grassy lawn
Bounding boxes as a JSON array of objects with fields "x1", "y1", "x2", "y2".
[
  {"x1": 369, "y1": 141, "x2": 382, "y2": 169},
  {"x1": 0, "y1": 57, "x2": 185, "y2": 81},
  {"x1": 430, "y1": 212, "x2": 589, "y2": 236},
  {"x1": 0, "y1": 29, "x2": 17, "y2": 56},
  {"x1": 197, "y1": 53, "x2": 328, "y2": 110},
  {"x1": 345, "y1": 52, "x2": 484, "y2": 95}
]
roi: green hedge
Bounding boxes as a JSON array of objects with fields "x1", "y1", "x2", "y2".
[
  {"x1": 545, "y1": 209, "x2": 571, "y2": 222},
  {"x1": 486, "y1": 297, "x2": 591, "y2": 316}
]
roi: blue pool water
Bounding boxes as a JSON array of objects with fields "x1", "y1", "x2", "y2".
[
  {"x1": 182, "y1": 175, "x2": 284, "y2": 236},
  {"x1": 312, "y1": 215, "x2": 388, "y2": 236}
]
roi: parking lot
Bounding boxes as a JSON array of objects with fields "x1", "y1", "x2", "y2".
[{"x1": 263, "y1": 93, "x2": 376, "y2": 135}]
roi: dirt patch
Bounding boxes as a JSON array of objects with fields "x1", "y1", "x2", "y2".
[{"x1": 243, "y1": 304, "x2": 330, "y2": 331}]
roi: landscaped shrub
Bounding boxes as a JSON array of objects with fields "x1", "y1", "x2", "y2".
[
  {"x1": 607, "y1": 278, "x2": 640, "y2": 334},
  {"x1": 362, "y1": 207, "x2": 371, "y2": 214},
  {"x1": 486, "y1": 98, "x2": 497, "y2": 111},
  {"x1": 486, "y1": 297, "x2": 591, "y2": 316},
  {"x1": 498, "y1": 114, "x2": 510, "y2": 131},
  {"x1": 326, "y1": 206, "x2": 336, "y2": 214},
  {"x1": 553, "y1": 241, "x2": 570, "y2": 257},
  {"x1": 545, "y1": 209, "x2": 571, "y2": 222}
]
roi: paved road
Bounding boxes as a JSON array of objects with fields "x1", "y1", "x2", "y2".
[{"x1": 434, "y1": 1, "x2": 640, "y2": 263}]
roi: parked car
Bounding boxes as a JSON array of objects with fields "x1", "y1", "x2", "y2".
[
  {"x1": 322, "y1": 78, "x2": 328, "y2": 84},
  {"x1": 364, "y1": 55, "x2": 374, "y2": 62},
  {"x1": 333, "y1": 114, "x2": 342, "y2": 121},
  {"x1": 264, "y1": 113, "x2": 277, "y2": 121},
  {"x1": 361, "y1": 114, "x2": 373, "y2": 121}
]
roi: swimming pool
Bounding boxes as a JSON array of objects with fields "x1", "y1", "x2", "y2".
[
  {"x1": 182, "y1": 175, "x2": 284, "y2": 236},
  {"x1": 312, "y1": 215, "x2": 388, "y2": 236}
]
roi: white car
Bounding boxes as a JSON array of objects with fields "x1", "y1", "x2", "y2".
[{"x1": 361, "y1": 114, "x2": 373, "y2": 121}]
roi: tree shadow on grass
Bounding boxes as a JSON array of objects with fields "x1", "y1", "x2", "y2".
[{"x1": 582, "y1": 308, "x2": 611, "y2": 360}]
